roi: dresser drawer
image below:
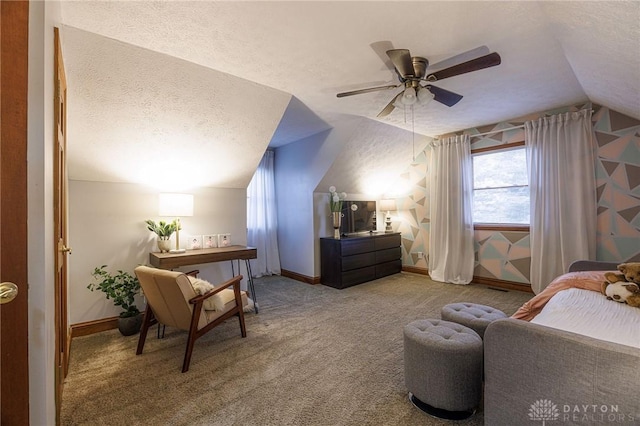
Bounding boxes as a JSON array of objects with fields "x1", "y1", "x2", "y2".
[
  {"x1": 341, "y1": 238, "x2": 375, "y2": 256},
  {"x1": 375, "y1": 234, "x2": 401, "y2": 250},
  {"x1": 376, "y1": 247, "x2": 401, "y2": 264},
  {"x1": 375, "y1": 259, "x2": 402, "y2": 278},
  {"x1": 342, "y1": 266, "x2": 376, "y2": 287},
  {"x1": 342, "y1": 252, "x2": 376, "y2": 271}
]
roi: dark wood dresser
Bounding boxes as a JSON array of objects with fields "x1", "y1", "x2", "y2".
[{"x1": 320, "y1": 232, "x2": 402, "y2": 289}]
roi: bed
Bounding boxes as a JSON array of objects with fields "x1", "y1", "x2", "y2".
[{"x1": 483, "y1": 261, "x2": 640, "y2": 424}]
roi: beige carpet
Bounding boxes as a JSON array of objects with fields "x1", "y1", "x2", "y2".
[{"x1": 61, "y1": 273, "x2": 531, "y2": 425}]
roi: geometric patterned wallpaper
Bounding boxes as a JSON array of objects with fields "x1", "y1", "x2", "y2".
[
  {"x1": 394, "y1": 150, "x2": 431, "y2": 271},
  {"x1": 394, "y1": 103, "x2": 640, "y2": 288},
  {"x1": 592, "y1": 106, "x2": 640, "y2": 262}
]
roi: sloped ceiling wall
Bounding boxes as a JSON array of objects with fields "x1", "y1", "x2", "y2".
[
  {"x1": 62, "y1": 26, "x2": 291, "y2": 190},
  {"x1": 316, "y1": 117, "x2": 431, "y2": 197},
  {"x1": 540, "y1": 2, "x2": 640, "y2": 120}
]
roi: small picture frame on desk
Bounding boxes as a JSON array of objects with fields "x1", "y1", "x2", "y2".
[
  {"x1": 218, "y1": 233, "x2": 231, "y2": 247},
  {"x1": 188, "y1": 235, "x2": 202, "y2": 250},
  {"x1": 203, "y1": 234, "x2": 218, "y2": 249}
]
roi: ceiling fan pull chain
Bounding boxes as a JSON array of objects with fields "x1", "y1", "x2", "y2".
[{"x1": 412, "y1": 106, "x2": 416, "y2": 161}]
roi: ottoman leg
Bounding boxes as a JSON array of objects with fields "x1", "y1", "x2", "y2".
[{"x1": 408, "y1": 392, "x2": 476, "y2": 421}]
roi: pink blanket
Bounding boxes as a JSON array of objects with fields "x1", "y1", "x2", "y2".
[{"x1": 512, "y1": 270, "x2": 613, "y2": 321}]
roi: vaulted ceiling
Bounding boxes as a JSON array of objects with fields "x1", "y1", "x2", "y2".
[{"x1": 59, "y1": 1, "x2": 640, "y2": 190}]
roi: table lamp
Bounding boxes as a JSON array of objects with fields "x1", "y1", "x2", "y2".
[
  {"x1": 379, "y1": 199, "x2": 397, "y2": 232},
  {"x1": 159, "y1": 193, "x2": 194, "y2": 253}
]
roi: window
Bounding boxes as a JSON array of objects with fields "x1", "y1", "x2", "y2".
[{"x1": 472, "y1": 145, "x2": 529, "y2": 225}]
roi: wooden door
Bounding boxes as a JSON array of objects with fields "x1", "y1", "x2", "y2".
[
  {"x1": 54, "y1": 26, "x2": 71, "y2": 423},
  {"x1": 0, "y1": 0, "x2": 30, "y2": 424}
]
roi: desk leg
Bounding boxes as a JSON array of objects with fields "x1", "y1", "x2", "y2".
[{"x1": 244, "y1": 259, "x2": 258, "y2": 314}]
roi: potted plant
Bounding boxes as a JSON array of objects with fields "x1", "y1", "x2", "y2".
[
  {"x1": 145, "y1": 219, "x2": 178, "y2": 252},
  {"x1": 87, "y1": 265, "x2": 143, "y2": 336}
]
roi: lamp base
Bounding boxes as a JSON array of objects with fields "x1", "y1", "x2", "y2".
[{"x1": 169, "y1": 249, "x2": 186, "y2": 254}]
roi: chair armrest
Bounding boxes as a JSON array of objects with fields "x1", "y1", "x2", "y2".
[
  {"x1": 189, "y1": 275, "x2": 243, "y2": 305},
  {"x1": 567, "y1": 260, "x2": 619, "y2": 272},
  {"x1": 185, "y1": 269, "x2": 200, "y2": 277}
]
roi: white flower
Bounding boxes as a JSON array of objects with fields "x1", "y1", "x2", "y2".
[{"x1": 328, "y1": 186, "x2": 346, "y2": 212}]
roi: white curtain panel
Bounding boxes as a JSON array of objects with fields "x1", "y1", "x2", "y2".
[
  {"x1": 525, "y1": 109, "x2": 597, "y2": 294},
  {"x1": 247, "y1": 151, "x2": 281, "y2": 277},
  {"x1": 428, "y1": 135, "x2": 475, "y2": 284}
]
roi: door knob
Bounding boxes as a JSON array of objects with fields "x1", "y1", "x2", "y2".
[{"x1": 0, "y1": 282, "x2": 18, "y2": 304}]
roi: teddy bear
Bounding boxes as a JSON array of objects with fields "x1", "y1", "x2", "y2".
[{"x1": 602, "y1": 262, "x2": 640, "y2": 308}]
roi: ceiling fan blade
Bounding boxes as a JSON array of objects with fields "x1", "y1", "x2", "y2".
[
  {"x1": 426, "y1": 85, "x2": 463, "y2": 107},
  {"x1": 336, "y1": 84, "x2": 399, "y2": 98},
  {"x1": 386, "y1": 49, "x2": 414, "y2": 78},
  {"x1": 426, "y1": 52, "x2": 501, "y2": 81},
  {"x1": 377, "y1": 93, "x2": 402, "y2": 117},
  {"x1": 370, "y1": 40, "x2": 396, "y2": 72},
  {"x1": 428, "y1": 45, "x2": 490, "y2": 71}
]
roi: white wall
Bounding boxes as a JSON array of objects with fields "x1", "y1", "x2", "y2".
[
  {"x1": 28, "y1": 1, "x2": 61, "y2": 424},
  {"x1": 68, "y1": 180, "x2": 248, "y2": 325},
  {"x1": 274, "y1": 115, "x2": 361, "y2": 278}
]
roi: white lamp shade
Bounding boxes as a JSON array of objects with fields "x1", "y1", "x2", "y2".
[
  {"x1": 379, "y1": 199, "x2": 397, "y2": 212},
  {"x1": 159, "y1": 193, "x2": 194, "y2": 217}
]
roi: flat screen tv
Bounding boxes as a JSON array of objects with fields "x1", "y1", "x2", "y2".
[{"x1": 339, "y1": 200, "x2": 377, "y2": 235}]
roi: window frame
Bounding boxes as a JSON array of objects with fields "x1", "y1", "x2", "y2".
[{"x1": 471, "y1": 141, "x2": 530, "y2": 232}]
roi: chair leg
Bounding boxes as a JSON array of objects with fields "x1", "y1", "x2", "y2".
[
  {"x1": 182, "y1": 302, "x2": 204, "y2": 373},
  {"x1": 137, "y1": 304, "x2": 155, "y2": 355},
  {"x1": 238, "y1": 309, "x2": 247, "y2": 338},
  {"x1": 182, "y1": 330, "x2": 197, "y2": 373},
  {"x1": 231, "y1": 281, "x2": 247, "y2": 337},
  {"x1": 157, "y1": 323, "x2": 165, "y2": 339}
]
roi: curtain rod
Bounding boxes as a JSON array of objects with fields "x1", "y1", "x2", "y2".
[
  {"x1": 468, "y1": 108, "x2": 595, "y2": 138},
  {"x1": 469, "y1": 124, "x2": 525, "y2": 138}
]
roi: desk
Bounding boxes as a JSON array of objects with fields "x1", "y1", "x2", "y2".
[{"x1": 149, "y1": 245, "x2": 259, "y2": 313}]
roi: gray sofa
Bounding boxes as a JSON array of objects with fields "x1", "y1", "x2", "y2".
[{"x1": 483, "y1": 261, "x2": 640, "y2": 425}]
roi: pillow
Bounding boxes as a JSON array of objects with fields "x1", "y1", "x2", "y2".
[{"x1": 187, "y1": 276, "x2": 236, "y2": 311}]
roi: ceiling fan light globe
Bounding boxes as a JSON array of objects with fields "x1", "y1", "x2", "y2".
[
  {"x1": 417, "y1": 88, "x2": 435, "y2": 105},
  {"x1": 401, "y1": 87, "x2": 417, "y2": 105}
]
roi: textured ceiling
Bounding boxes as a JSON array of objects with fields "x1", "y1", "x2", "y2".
[
  {"x1": 63, "y1": 26, "x2": 291, "y2": 189},
  {"x1": 60, "y1": 1, "x2": 640, "y2": 137},
  {"x1": 59, "y1": 1, "x2": 640, "y2": 192}
]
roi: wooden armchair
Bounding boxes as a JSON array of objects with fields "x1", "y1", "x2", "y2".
[{"x1": 134, "y1": 265, "x2": 247, "y2": 372}]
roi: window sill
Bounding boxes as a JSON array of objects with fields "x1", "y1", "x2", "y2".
[{"x1": 473, "y1": 224, "x2": 530, "y2": 232}]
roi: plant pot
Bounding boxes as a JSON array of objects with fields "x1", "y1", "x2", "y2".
[
  {"x1": 118, "y1": 313, "x2": 143, "y2": 336},
  {"x1": 157, "y1": 237, "x2": 171, "y2": 253}
]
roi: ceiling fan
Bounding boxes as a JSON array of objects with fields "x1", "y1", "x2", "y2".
[{"x1": 337, "y1": 46, "x2": 501, "y2": 117}]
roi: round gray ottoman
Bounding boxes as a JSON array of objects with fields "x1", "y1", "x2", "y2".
[
  {"x1": 403, "y1": 319, "x2": 483, "y2": 420},
  {"x1": 441, "y1": 302, "x2": 507, "y2": 338}
]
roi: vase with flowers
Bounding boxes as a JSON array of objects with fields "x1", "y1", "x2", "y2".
[{"x1": 328, "y1": 186, "x2": 347, "y2": 238}]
